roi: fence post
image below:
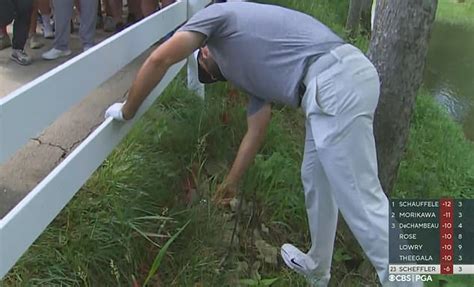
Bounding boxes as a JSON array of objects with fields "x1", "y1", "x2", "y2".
[{"x1": 186, "y1": 0, "x2": 205, "y2": 99}]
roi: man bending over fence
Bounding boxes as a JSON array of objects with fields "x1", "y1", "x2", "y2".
[{"x1": 105, "y1": 2, "x2": 420, "y2": 286}]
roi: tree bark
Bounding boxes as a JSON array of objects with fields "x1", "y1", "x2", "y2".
[
  {"x1": 360, "y1": 0, "x2": 373, "y2": 32},
  {"x1": 346, "y1": 0, "x2": 363, "y2": 38},
  {"x1": 368, "y1": 0, "x2": 438, "y2": 194}
]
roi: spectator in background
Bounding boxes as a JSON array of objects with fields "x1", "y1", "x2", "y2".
[
  {"x1": 28, "y1": 0, "x2": 54, "y2": 49},
  {"x1": 103, "y1": 0, "x2": 124, "y2": 32},
  {"x1": 101, "y1": 0, "x2": 142, "y2": 33},
  {"x1": 97, "y1": 0, "x2": 104, "y2": 28},
  {"x1": 0, "y1": 0, "x2": 34, "y2": 65},
  {"x1": 127, "y1": 0, "x2": 143, "y2": 24},
  {"x1": 42, "y1": 0, "x2": 98, "y2": 60},
  {"x1": 141, "y1": 0, "x2": 175, "y2": 17}
]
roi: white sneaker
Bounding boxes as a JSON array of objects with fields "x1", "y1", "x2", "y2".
[
  {"x1": 281, "y1": 243, "x2": 317, "y2": 276},
  {"x1": 42, "y1": 48, "x2": 72, "y2": 60},
  {"x1": 281, "y1": 244, "x2": 328, "y2": 286},
  {"x1": 11, "y1": 49, "x2": 32, "y2": 66}
]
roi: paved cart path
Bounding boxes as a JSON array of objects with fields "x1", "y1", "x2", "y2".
[{"x1": 0, "y1": 31, "x2": 153, "y2": 218}]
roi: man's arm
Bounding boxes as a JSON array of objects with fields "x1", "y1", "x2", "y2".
[
  {"x1": 121, "y1": 31, "x2": 205, "y2": 120},
  {"x1": 224, "y1": 103, "x2": 272, "y2": 187}
]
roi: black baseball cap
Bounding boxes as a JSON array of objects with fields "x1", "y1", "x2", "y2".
[{"x1": 196, "y1": 49, "x2": 226, "y2": 84}]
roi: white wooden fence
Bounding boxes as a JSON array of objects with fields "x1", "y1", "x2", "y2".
[{"x1": 0, "y1": 0, "x2": 210, "y2": 278}]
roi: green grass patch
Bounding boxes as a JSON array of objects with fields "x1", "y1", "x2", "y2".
[
  {"x1": 394, "y1": 90, "x2": 474, "y2": 199},
  {"x1": 0, "y1": 73, "x2": 310, "y2": 286},
  {"x1": 436, "y1": 0, "x2": 474, "y2": 27},
  {"x1": 256, "y1": 0, "x2": 349, "y2": 35}
]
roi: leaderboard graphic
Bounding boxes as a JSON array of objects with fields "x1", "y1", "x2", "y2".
[{"x1": 389, "y1": 199, "x2": 474, "y2": 275}]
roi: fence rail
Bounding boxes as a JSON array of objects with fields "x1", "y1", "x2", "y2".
[{"x1": 0, "y1": 0, "x2": 209, "y2": 278}]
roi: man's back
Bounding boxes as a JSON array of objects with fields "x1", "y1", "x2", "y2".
[{"x1": 179, "y1": 2, "x2": 344, "y2": 111}]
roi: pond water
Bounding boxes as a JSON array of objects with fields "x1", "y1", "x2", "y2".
[{"x1": 423, "y1": 22, "x2": 474, "y2": 140}]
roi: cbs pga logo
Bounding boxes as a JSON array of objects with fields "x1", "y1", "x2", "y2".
[{"x1": 389, "y1": 274, "x2": 433, "y2": 282}]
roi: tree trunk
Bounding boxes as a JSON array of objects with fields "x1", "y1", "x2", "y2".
[
  {"x1": 346, "y1": 0, "x2": 363, "y2": 38},
  {"x1": 368, "y1": 0, "x2": 438, "y2": 194},
  {"x1": 360, "y1": 0, "x2": 373, "y2": 32}
]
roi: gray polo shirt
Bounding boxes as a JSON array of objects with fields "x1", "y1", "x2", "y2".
[{"x1": 178, "y1": 2, "x2": 344, "y2": 115}]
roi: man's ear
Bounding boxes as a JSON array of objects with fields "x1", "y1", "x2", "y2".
[{"x1": 201, "y1": 46, "x2": 211, "y2": 59}]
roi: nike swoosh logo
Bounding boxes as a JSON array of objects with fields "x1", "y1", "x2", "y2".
[{"x1": 291, "y1": 258, "x2": 304, "y2": 268}]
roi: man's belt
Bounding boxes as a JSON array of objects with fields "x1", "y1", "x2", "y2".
[{"x1": 299, "y1": 44, "x2": 358, "y2": 106}]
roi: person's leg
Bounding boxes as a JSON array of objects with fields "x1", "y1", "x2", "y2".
[
  {"x1": 29, "y1": 0, "x2": 44, "y2": 49},
  {"x1": 108, "y1": 0, "x2": 123, "y2": 31},
  {"x1": 79, "y1": 0, "x2": 97, "y2": 50},
  {"x1": 161, "y1": 0, "x2": 175, "y2": 8},
  {"x1": 103, "y1": 0, "x2": 115, "y2": 31},
  {"x1": 10, "y1": 0, "x2": 33, "y2": 64},
  {"x1": 315, "y1": 116, "x2": 390, "y2": 282},
  {"x1": 306, "y1": 45, "x2": 410, "y2": 286},
  {"x1": 42, "y1": 0, "x2": 72, "y2": 59},
  {"x1": 38, "y1": 0, "x2": 52, "y2": 18},
  {"x1": 301, "y1": 120, "x2": 339, "y2": 285},
  {"x1": 96, "y1": 0, "x2": 103, "y2": 28},
  {"x1": 104, "y1": 0, "x2": 111, "y2": 16},
  {"x1": 127, "y1": 0, "x2": 143, "y2": 22},
  {"x1": 11, "y1": 0, "x2": 33, "y2": 50},
  {"x1": 51, "y1": 0, "x2": 73, "y2": 51},
  {"x1": 72, "y1": 0, "x2": 81, "y2": 33},
  {"x1": 28, "y1": 0, "x2": 38, "y2": 35},
  {"x1": 0, "y1": 0, "x2": 14, "y2": 50},
  {"x1": 141, "y1": 0, "x2": 158, "y2": 17},
  {"x1": 38, "y1": 0, "x2": 53, "y2": 38}
]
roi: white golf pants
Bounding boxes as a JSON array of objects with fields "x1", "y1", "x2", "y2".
[{"x1": 300, "y1": 44, "x2": 420, "y2": 287}]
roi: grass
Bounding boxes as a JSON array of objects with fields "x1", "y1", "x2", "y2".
[
  {"x1": 436, "y1": 0, "x2": 474, "y2": 27},
  {"x1": 394, "y1": 91, "x2": 474, "y2": 199},
  {"x1": 2, "y1": 0, "x2": 474, "y2": 286}
]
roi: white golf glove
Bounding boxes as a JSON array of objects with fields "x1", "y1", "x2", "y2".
[{"x1": 105, "y1": 102, "x2": 125, "y2": 121}]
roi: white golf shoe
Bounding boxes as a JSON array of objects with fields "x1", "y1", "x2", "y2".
[
  {"x1": 281, "y1": 244, "x2": 329, "y2": 286},
  {"x1": 281, "y1": 243, "x2": 317, "y2": 275},
  {"x1": 42, "y1": 48, "x2": 72, "y2": 60}
]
